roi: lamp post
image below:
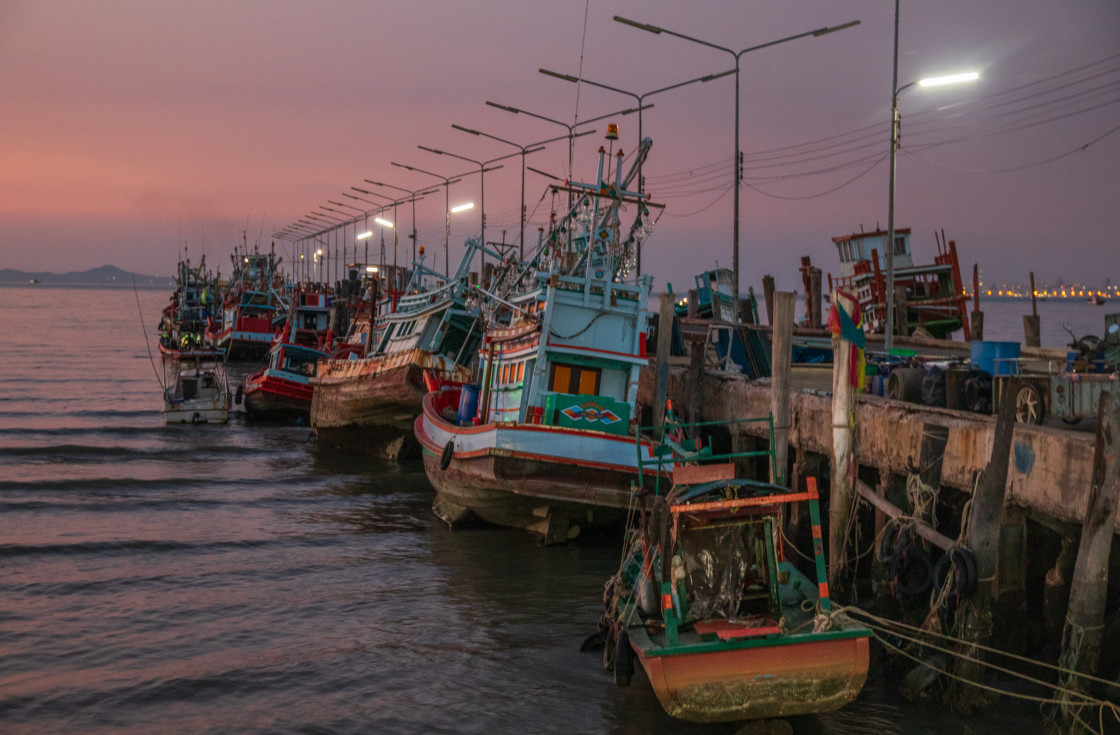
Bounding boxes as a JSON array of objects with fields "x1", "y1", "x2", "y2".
[
  {"x1": 884, "y1": 1, "x2": 978, "y2": 352},
  {"x1": 391, "y1": 162, "x2": 468, "y2": 277},
  {"x1": 451, "y1": 125, "x2": 582, "y2": 259},
  {"x1": 538, "y1": 67, "x2": 735, "y2": 276},
  {"x1": 363, "y1": 180, "x2": 439, "y2": 266},
  {"x1": 417, "y1": 145, "x2": 513, "y2": 276},
  {"x1": 613, "y1": 14, "x2": 860, "y2": 315}
]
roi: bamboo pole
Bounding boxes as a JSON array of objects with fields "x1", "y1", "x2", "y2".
[
  {"x1": 653, "y1": 292, "x2": 674, "y2": 428},
  {"x1": 829, "y1": 289, "x2": 857, "y2": 591}
]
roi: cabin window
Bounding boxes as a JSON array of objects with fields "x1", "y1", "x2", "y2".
[
  {"x1": 548, "y1": 362, "x2": 601, "y2": 396},
  {"x1": 516, "y1": 363, "x2": 524, "y2": 382},
  {"x1": 894, "y1": 236, "x2": 906, "y2": 255}
]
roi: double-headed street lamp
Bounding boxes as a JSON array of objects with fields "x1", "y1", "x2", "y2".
[
  {"x1": 884, "y1": 2, "x2": 977, "y2": 350},
  {"x1": 538, "y1": 67, "x2": 735, "y2": 277},
  {"x1": 363, "y1": 179, "x2": 439, "y2": 266},
  {"x1": 390, "y1": 162, "x2": 465, "y2": 277},
  {"x1": 417, "y1": 145, "x2": 512, "y2": 275},
  {"x1": 613, "y1": 14, "x2": 860, "y2": 315}
]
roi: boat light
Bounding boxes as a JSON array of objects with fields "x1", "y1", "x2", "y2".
[{"x1": 366, "y1": 266, "x2": 378, "y2": 273}]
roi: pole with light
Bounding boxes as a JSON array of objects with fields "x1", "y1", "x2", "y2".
[
  {"x1": 885, "y1": 0, "x2": 977, "y2": 351},
  {"x1": 613, "y1": 14, "x2": 860, "y2": 315},
  {"x1": 390, "y1": 162, "x2": 464, "y2": 276},
  {"x1": 363, "y1": 180, "x2": 439, "y2": 266},
  {"x1": 417, "y1": 145, "x2": 512, "y2": 276}
]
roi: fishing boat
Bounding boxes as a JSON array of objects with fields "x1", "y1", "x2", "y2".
[
  {"x1": 163, "y1": 359, "x2": 231, "y2": 424},
  {"x1": 158, "y1": 248, "x2": 222, "y2": 360},
  {"x1": 602, "y1": 417, "x2": 871, "y2": 723},
  {"x1": 804, "y1": 228, "x2": 970, "y2": 340},
  {"x1": 1088, "y1": 293, "x2": 1106, "y2": 306},
  {"x1": 415, "y1": 137, "x2": 665, "y2": 542},
  {"x1": 212, "y1": 242, "x2": 290, "y2": 360},
  {"x1": 309, "y1": 246, "x2": 483, "y2": 454}
]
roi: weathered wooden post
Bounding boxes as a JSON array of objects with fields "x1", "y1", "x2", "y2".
[
  {"x1": 1060, "y1": 392, "x2": 1120, "y2": 722},
  {"x1": 953, "y1": 376, "x2": 1017, "y2": 709},
  {"x1": 1023, "y1": 272, "x2": 1041, "y2": 348},
  {"x1": 808, "y1": 267, "x2": 823, "y2": 329},
  {"x1": 770, "y1": 292, "x2": 794, "y2": 486},
  {"x1": 687, "y1": 336, "x2": 705, "y2": 429},
  {"x1": 971, "y1": 264, "x2": 984, "y2": 341},
  {"x1": 762, "y1": 275, "x2": 775, "y2": 326},
  {"x1": 653, "y1": 292, "x2": 674, "y2": 428},
  {"x1": 829, "y1": 289, "x2": 858, "y2": 590},
  {"x1": 686, "y1": 288, "x2": 699, "y2": 319}
]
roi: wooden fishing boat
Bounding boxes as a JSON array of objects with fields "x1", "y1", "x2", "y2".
[
  {"x1": 309, "y1": 246, "x2": 483, "y2": 453},
  {"x1": 158, "y1": 248, "x2": 222, "y2": 360},
  {"x1": 804, "y1": 228, "x2": 970, "y2": 340},
  {"x1": 212, "y1": 243, "x2": 289, "y2": 360},
  {"x1": 603, "y1": 418, "x2": 871, "y2": 722},
  {"x1": 416, "y1": 137, "x2": 665, "y2": 542},
  {"x1": 163, "y1": 359, "x2": 231, "y2": 424},
  {"x1": 242, "y1": 342, "x2": 327, "y2": 421}
]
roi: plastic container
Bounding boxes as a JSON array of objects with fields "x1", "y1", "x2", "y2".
[
  {"x1": 457, "y1": 384, "x2": 480, "y2": 425},
  {"x1": 970, "y1": 340, "x2": 1020, "y2": 376}
]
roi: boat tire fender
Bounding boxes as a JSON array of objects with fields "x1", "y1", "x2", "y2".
[
  {"x1": 889, "y1": 542, "x2": 933, "y2": 598},
  {"x1": 933, "y1": 546, "x2": 978, "y2": 602},
  {"x1": 235, "y1": 385, "x2": 243, "y2": 405},
  {"x1": 191, "y1": 412, "x2": 202, "y2": 424},
  {"x1": 613, "y1": 628, "x2": 633, "y2": 687},
  {"x1": 439, "y1": 440, "x2": 454, "y2": 471}
]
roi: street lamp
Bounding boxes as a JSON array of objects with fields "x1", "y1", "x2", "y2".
[
  {"x1": 451, "y1": 124, "x2": 581, "y2": 259},
  {"x1": 885, "y1": 0, "x2": 977, "y2": 351},
  {"x1": 538, "y1": 67, "x2": 735, "y2": 276},
  {"x1": 613, "y1": 14, "x2": 860, "y2": 315},
  {"x1": 363, "y1": 179, "x2": 439, "y2": 266},
  {"x1": 417, "y1": 145, "x2": 513, "y2": 276},
  {"x1": 391, "y1": 162, "x2": 464, "y2": 276}
]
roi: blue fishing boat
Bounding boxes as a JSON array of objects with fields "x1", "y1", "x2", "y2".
[{"x1": 415, "y1": 137, "x2": 667, "y2": 542}]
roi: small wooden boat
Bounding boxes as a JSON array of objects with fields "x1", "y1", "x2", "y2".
[
  {"x1": 242, "y1": 342, "x2": 326, "y2": 421},
  {"x1": 163, "y1": 359, "x2": 231, "y2": 424},
  {"x1": 604, "y1": 418, "x2": 870, "y2": 722}
]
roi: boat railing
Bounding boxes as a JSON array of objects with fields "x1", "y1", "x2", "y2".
[{"x1": 635, "y1": 412, "x2": 779, "y2": 497}]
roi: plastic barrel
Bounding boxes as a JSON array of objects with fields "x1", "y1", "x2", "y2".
[{"x1": 457, "y1": 384, "x2": 480, "y2": 425}]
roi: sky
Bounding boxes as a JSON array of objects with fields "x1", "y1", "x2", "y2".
[{"x1": 2, "y1": 0, "x2": 1118, "y2": 292}]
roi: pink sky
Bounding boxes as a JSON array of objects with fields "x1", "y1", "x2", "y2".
[{"x1": 2, "y1": 0, "x2": 1117, "y2": 291}]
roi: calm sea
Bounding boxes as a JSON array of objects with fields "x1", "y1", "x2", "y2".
[{"x1": 0, "y1": 286, "x2": 1065, "y2": 734}]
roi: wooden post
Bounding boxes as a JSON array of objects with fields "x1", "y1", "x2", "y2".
[
  {"x1": 686, "y1": 288, "x2": 699, "y2": 319},
  {"x1": 971, "y1": 264, "x2": 984, "y2": 341},
  {"x1": 653, "y1": 292, "x2": 674, "y2": 428},
  {"x1": 686, "y1": 337, "x2": 704, "y2": 429},
  {"x1": 762, "y1": 275, "x2": 775, "y2": 327},
  {"x1": 1060, "y1": 392, "x2": 1120, "y2": 721},
  {"x1": 771, "y1": 292, "x2": 794, "y2": 486},
  {"x1": 953, "y1": 376, "x2": 1017, "y2": 709},
  {"x1": 829, "y1": 289, "x2": 857, "y2": 591},
  {"x1": 809, "y1": 267, "x2": 823, "y2": 329},
  {"x1": 1024, "y1": 272, "x2": 1041, "y2": 347},
  {"x1": 894, "y1": 283, "x2": 909, "y2": 338}
]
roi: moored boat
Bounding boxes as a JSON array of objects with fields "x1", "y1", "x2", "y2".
[
  {"x1": 602, "y1": 420, "x2": 871, "y2": 722},
  {"x1": 242, "y1": 342, "x2": 327, "y2": 421},
  {"x1": 163, "y1": 359, "x2": 231, "y2": 424},
  {"x1": 309, "y1": 246, "x2": 483, "y2": 455},
  {"x1": 158, "y1": 248, "x2": 222, "y2": 360},
  {"x1": 212, "y1": 243, "x2": 289, "y2": 360},
  {"x1": 415, "y1": 136, "x2": 666, "y2": 541}
]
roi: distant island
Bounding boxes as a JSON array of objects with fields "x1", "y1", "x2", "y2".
[{"x1": 0, "y1": 265, "x2": 166, "y2": 287}]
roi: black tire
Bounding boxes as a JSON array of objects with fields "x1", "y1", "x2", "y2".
[
  {"x1": 613, "y1": 628, "x2": 633, "y2": 687},
  {"x1": 889, "y1": 542, "x2": 933, "y2": 597},
  {"x1": 1015, "y1": 383, "x2": 1044, "y2": 425},
  {"x1": 439, "y1": 440, "x2": 454, "y2": 470}
]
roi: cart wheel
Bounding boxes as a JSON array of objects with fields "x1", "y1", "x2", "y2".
[{"x1": 1015, "y1": 383, "x2": 1044, "y2": 425}]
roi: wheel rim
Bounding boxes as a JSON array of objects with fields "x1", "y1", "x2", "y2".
[{"x1": 1016, "y1": 386, "x2": 1041, "y2": 424}]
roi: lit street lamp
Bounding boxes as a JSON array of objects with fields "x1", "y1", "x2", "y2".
[
  {"x1": 363, "y1": 179, "x2": 439, "y2": 266},
  {"x1": 885, "y1": 0, "x2": 977, "y2": 351},
  {"x1": 391, "y1": 162, "x2": 465, "y2": 276},
  {"x1": 613, "y1": 14, "x2": 860, "y2": 314}
]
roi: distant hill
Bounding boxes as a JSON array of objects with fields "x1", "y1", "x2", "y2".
[{"x1": 0, "y1": 265, "x2": 166, "y2": 287}]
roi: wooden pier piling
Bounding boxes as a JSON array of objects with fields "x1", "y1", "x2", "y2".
[
  {"x1": 1060, "y1": 392, "x2": 1120, "y2": 720},
  {"x1": 762, "y1": 275, "x2": 775, "y2": 326},
  {"x1": 829, "y1": 289, "x2": 858, "y2": 590},
  {"x1": 770, "y1": 292, "x2": 794, "y2": 486},
  {"x1": 1024, "y1": 272, "x2": 1041, "y2": 347}
]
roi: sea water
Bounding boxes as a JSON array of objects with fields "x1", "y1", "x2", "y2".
[{"x1": 0, "y1": 286, "x2": 1057, "y2": 734}]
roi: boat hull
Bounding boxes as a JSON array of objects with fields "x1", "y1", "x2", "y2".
[
  {"x1": 630, "y1": 629, "x2": 870, "y2": 723},
  {"x1": 415, "y1": 392, "x2": 657, "y2": 536},
  {"x1": 163, "y1": 402, "x2": 229, "y2": 424},
  {"x1": 243, "y1": 373, "x2": 313, "y2": 421}
]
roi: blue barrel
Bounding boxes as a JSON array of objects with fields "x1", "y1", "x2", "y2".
[
  {"x1": 971, "y1": 340, "x2": 1020, "y2": 376},
  {"x1": 457, "y1": 384, "x2": 480, "y2": 424}
]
